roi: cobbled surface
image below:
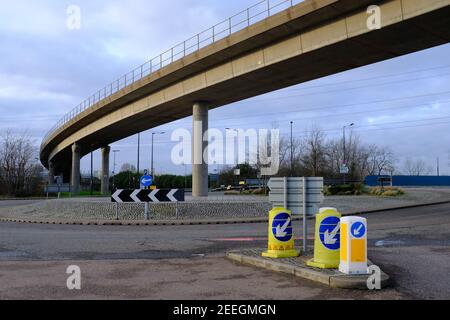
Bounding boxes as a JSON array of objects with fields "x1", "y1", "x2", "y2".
[
  {"x1": 0, "y1": 188, "x2": 449, "y2": 221},
  {"x1": 0, "y1": 200, "x2": 272, "y2": 221}
]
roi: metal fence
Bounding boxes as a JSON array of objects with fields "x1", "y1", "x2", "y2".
[
  {"x1": 41, "y1": 0, "x2": 303, "y2": 148},
  {"x1": 365, "y1": 176, "x2": 450, "y2": 187}
]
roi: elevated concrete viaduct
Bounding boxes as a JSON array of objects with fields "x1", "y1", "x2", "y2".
[{"x1": 40, "y1": 0, "x2": 450, "y2": 196}]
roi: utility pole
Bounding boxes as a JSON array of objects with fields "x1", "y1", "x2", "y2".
[
  {"x1": 226, "y1": 128, "x2": 240, "y2": 187},
  {"x1": 137, "y1": 133, "x2": 140, "y2": 179},
  {"x1": 290, "y1": 121, "x2": 294, "y2": 177},
  {"x1": 226, "y1": 128, "x2": 240, "y2": 168},
  {"x1": 112, "y1": 150, "x2": 120, "y2": 190},
  {"x1": 151, "y1": 133, "x2": 154, "y2": 177},
  {"x1": 90, "y1": 150, "x2": 94, "y2": 196},
  {"x1": 437, "y1": 157, "x2": 440, "y2": 176},
  {"x1": 343, "y1": 123, "x2": 355, "y2": 185},
  {"x1": 151, "y1": 132, "x2": 165, "y2": 177},
  {"x1": 183, "y1": 162, "x2": 187, "y2": 189}
]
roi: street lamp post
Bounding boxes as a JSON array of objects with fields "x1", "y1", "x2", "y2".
[
  {"x1": 182, "y1": 162, "x2": 187, "y2": 189},
  {"x1": 90, "y1": 149, "x2": 94, "y2": 196},
  {"x1": 137, "y1": 133, "x2": 140, "y2": 175},
  {"x1": 226, "y1": 128, "x2": 240, "y2": 187},
  {"x1": 437, "y1": 157, "x2": 440, "y2": 177},
  {"x1": 343, "y1": 123, "x2": 355, "y2": 185},
  {"x1": 151, "y1": 132, "x2": 165, "y2": 177},
  {"x1": 226, "y1": 128, "x2": 240, "y2": 167}
]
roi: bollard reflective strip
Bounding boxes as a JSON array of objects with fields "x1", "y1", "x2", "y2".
[{"x1": 340, "y1": 223, "x2": 348, "y2": 263}]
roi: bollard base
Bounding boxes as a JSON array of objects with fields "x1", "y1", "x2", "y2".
[
  {"x1": 262, "y1": 250, "x2": 300, "y2": 259},
  {"x1": 339, "y1": 264, "x2": 369, "y2": 275},
  {"x1": 306, "y1": 258, "x2": 339, "y2": 269},
  {"x1": 228, "y1": 249, "x2": 391, "y2": 290}
]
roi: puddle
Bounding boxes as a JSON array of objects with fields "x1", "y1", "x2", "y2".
[
  {"x1": 375, "y1": 240, "x2": 406, "y2": 247},
  {"x1": 0, "y1": 250, "x2": 31, "y2": 259},
  {"x1": 373, "y1": 236, "x2": 450, "y2": 248}
]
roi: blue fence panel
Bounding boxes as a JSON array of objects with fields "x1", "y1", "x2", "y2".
[{"x1": 365, "y1": 176, "x2": 450, "y2": 187}]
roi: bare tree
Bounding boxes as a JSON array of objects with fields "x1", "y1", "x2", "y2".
[
  {"x1": 302, "y1": 127, "x2": 326, "y2": 176},
  {"x1": 120, "y1": 163, "x2": 137, "y2": 173},
  {"x1": 323, "y1": 134, "x2": 371, "y2": 181},
  {"x1": 0, "y1": 131, "x2": 43, "y2": 196},
  {"x1": 367, "y1": 145, "x2": 395, "y2": 176},
  {"x1": 252, "y1": 130, "x2": 284, "y2": 177},
  {"x1": 403, "y1": 158, "x2": 432, "y2": 176},
  {"x1": 275, "y1": 136, "x2": 304, "y2": 177},
  {"x1": 252, "y1": 124, "x2": 401, "y2": 182},
  {"x1": 324, "y1": 139, "x2": 342, "y2": 178}
]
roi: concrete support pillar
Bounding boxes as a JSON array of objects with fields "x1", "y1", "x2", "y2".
[
  {"x1": 101, "y1": 146, "x2": 111, "y2": 195},
  {"x1": 71, "y1": 143, "x2": 81, "y2": 195},
  {"x1": 192, "y1": 102, "x2": 209, "y2": 198},
  {"x1": 48, "y1": 161, "x2": 55, "y2": 184}
]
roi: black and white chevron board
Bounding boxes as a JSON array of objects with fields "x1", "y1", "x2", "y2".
[{"x1": 111, "y1": 189, "x2": 185, "y2": 203}]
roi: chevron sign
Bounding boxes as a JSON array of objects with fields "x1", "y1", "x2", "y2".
[{"x1": 111, "y1": 189, "x2": 185, "y2": 203}]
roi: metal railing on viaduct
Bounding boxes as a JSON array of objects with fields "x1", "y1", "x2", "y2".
[{"x1": 41, "y1": 0, "x2": 303, "y2": 148}]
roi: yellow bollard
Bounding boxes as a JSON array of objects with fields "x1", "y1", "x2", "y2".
[
  {"x1": 262, "y1": 208, "x2": 300, "y2": 259},
  {"x1": 339, "y1": 216, "x2": 368, "y2": 275},
  {"x1": 307, "y1": 208, "x2": 342, "y2": 269}
]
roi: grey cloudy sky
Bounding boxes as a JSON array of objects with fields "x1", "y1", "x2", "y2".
[{"x1": 0, "y1": 0, "x2": 449, "y2": 176}]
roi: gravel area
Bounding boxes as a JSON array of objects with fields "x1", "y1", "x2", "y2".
[
  {"x1": 0, "y1": 200, "x2": 272, "y2": 221},
  {"x1": 322, "y1": 188, "x2": 450, "y2": 213},
  {"x1": 0, "y1": 188, "x2": 449, "y2": 221}
]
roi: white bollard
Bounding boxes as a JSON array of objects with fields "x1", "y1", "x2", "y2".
[{"x1": 339, "y1": 216, "x2": 368, "y2": 275}]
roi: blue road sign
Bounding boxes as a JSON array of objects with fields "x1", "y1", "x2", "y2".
[
  {"x1": 144, "y1": 169, "x2": 148, "y2": 175},
  {"x1": 319, "y1": 216, "x2": 341, "y2": 250},
  {"x1": 351, "y1": 222, "x2": 366, "y2": 239},
  {"x1": 272, "y1": 213, "x2": 293, "y2": 242},
  {"x1": 140, "y1": 175, "x2": 153, "y2": 187}
]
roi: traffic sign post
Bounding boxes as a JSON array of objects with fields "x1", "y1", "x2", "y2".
[
  {"x1": 268, "y1": 178, "x2": 324, "y2": 216},
  {"x1": 307, "y1": 208, "x2": 342, "y2": 269},
  {"x1": 262, "y1": 208, "x2": 300, "y2": 259},
  {"x1": 268, "y1": 177, "x2": 324, "y2": 253},
  {"x1": 340, "y1": 165, "x2": 349, "y2": 175},
  {"x1": 111, "y1": 189, "x2": 184, "y2": 203},
  {"x1": 339, "y1": 216, "x2": 368, "y2": 275},
  {"x1": 140, "y1": 175, "x2": 153, "y2": 188},
  {"x1": 112, "y1": 189, "x2": 185, "y2": 220}
]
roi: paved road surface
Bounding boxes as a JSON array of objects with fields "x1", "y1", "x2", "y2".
[
  {"x1": 0, "y1": 202, "x2": 449, "y2": 299},
  {"x1": 0, "y1": 199, "x2": 44, "y2": 208}
]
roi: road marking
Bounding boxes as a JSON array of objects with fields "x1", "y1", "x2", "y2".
[
  {"x1": 211, "y1": 236, "x2": 315, "y2": 242},
  {"x1": 275, "y1": 218, "x2": 291, "y2": 238},
  {"x1": 354, "y1": 224, "x2": 364, "y2": 236},
  {"x1": 112, "y1": 190, "x2": 123, "y2": 203},
  {"x1": 167, "y1": 189, "x2": 178, "y2": 202},
  {"x1": 324, "y1": 223, "x2": 340, "y2": 245},
  {"x1": 130, "y1": 190, "x2": 141, "y2": 203},
  {"x1": 149, "y1": 190, "x2": 159, "y2": 202}
]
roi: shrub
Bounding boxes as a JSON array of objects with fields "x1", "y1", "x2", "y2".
[
  {"x1": 324, "y1": 184, "x2": 363, "y2": 196},
  {"x1": 224, "y1": 188, "x2": 266, "y2": 196},
  {"x1": 251, "y1": 188, "x2": 267, "y2": 195},
  {"x1": 369, "y1": 187, "x2": 405, "y2": 197}
]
